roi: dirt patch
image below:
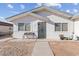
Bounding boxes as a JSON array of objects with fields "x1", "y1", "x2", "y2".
[
  {"x1": 49, "y1": 41, "x2": 79, "y2": 56},
  {"x1": 0, "y1": 40, "x2": 35, "y2": 56}
]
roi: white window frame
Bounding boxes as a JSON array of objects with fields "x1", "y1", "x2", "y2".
[
  {"x1": 62, "y1": 23, "x2": 68, "y2": 31},
  {"x1": 25, "y1": 23, "x2": 31, "y2": 31},
  {"x1": 55, "y1": 23, "x2": 68, "y2": 31},
  {"x1": 18, "y1": 23, "x2": 31, "y2": 31}
]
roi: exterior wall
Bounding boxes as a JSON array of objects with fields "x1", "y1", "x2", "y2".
[
  {"x1": 46, "y1": 15, "x2": 73, "y2": 40},
  {"x1": 11, "y1": 10, "x2": 73, "y2": 40},
  {"x1": 12, "y1": 15, "x2": 42, "y2": 38},
  {"x1": 0, "y1": 25, "x2": 12, "y2": 35},
  {"x1": 0, "y1": 26, "x2": 9, "y2": 32},
  {"x1": 74, "y1": 21, "x2": 79, "y2": 40},
  {"x1": 34, "y1": 10, "x2": 73, "y2": 40}
]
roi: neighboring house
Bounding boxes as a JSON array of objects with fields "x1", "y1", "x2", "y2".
[
  {"x1": 0, "y1": 21, "x2": 13, "y2": 36},
  {"x1": 6, "y1": 6, "x2": 78, "y2": 40}
]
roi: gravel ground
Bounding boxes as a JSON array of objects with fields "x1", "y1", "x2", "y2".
[
  {"x1": 0, "y1": 40, "x2": 35, "y2": 56},
  {"x1": 49, "y1": 41, "x2": 79, "y2": 56}
]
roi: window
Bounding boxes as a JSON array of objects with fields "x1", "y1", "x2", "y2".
[
  {"x1": 18, "y1": 23, "x2": 30, "y2": 31},
  {"x1": 18, "y1": 23, "x2": 24, "y2": 31},
  {"x1": 25, "y1": 23, "x2": 30, "y2": 31},
  {"x1": 55, "y1": 23, "x2": 68, "y2": 31},
  {"x1": 55, "y1": 23, "x2": 61, "y2": 31},
  {"x1": 62, "y1": 23, "x2": 68, "y2": 31}
]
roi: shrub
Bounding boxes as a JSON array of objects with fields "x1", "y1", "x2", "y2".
[
  {"x1": 59, "y1": 34, "x2": 72, "y2": 40},
  {"x1": 76, "y1": 36, "x2": 79, "y2": 40},
  {"x1": 59, "y1": 34, "x2": 65, "y2": 40}
]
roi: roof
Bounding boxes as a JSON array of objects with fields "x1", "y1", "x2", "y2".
[
  {"x1": 6, "y1": 6, "x2": 73, "y2": 21},
  {"x1": 6, "y1": 6, "x2": 42, "y2": 19},
  {"x1": 71, "y1": 15, "x2": 79, "y2": 21},
  {"x1": 0, "y1": 21, "x2": 13, "y2": 26},
  {"x1": 0, "y1": 19, "x2": 13, "y2": 26},
  {"x1": 6, "y1": 12, "x2": 54, "y2": 24}
]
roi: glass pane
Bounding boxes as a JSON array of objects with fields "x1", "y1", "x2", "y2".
[
  {"x1": 18, "y1": 23, "x2": 24, "y2": 31},
  {"x1": 25, "y1": 23, "x2": 30, "y2": 31},
  {"x1": 62, "y1": 23, "x2": 68, "y2": 31},
  {"x1": 55, "y1": 23, "x2": 61, "y2": 31}
]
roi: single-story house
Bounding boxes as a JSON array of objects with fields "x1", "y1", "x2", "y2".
[
  {"x1": 6, "y1": 6, "x2": 79, "y2": 40},
  {"x1": 0, "y1": 20, "x2": 13, "y2": 36}
]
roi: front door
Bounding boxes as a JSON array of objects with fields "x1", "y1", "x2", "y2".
[{"x1": 38, "y1": 22, "x2": 46, "y2": 39}]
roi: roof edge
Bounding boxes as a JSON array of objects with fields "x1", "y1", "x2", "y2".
[{"x1": 6, "y1": 6, "x2": 73, "y2": 20}]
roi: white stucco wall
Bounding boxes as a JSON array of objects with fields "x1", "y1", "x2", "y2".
[
  {"x1": 46, "y1": 15, "x2": 73, "y2": 40},
  {"x1": 74, "y1": 21, "x2": 79, "y2": 40},
  {"x1": 35, "y1": 10, "x2": 74, "y2": 40},
  {"x1": 11, "y1": 10, "x2": 74, "y2": 40},
  {"x1": 12, "y1": 15, "x2": 42, "y2": 38}
]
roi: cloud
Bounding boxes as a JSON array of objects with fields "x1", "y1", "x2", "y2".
[
  {"x1": 44, "y1": 3, "x2": 62, "y2": 8},
  {"x1": 66, "y1": 10, "x2": 70, "y2": 13},
  {"x1": 0, "y1": 16, "x2": 5, "y2": 20},
  {"x1": 0, "y1": 16, "x2": 12, "y2": 23},
  {"x1": 20, "y1": 4, "x2": 25, "y2": 9},
  {"x1": 0, "y1": 16, "x2": 7, "y2": 22},
  {"x1": 7, "y1": 4, "x2": 13, "y2": 9},
  {"x1": 36, "y1": 3, "x2": 62, "y2": 8},
  {"x1": 35, "y1": 3, "x2": 42, "y2": 7},
  {"x1": 73, "y1": 9, "x2": 78, "y2": 13},
  {"x1": 74, "y1": 3, "x2": 78, "y2": 5},
  {"x1": 36, "y1": 3, "x2": 42, "y2": 6}
]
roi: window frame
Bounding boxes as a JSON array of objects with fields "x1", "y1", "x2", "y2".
[
  {"x1": 18, "y1": 23, "x2": 31, "y2": 31},
  {"x1": 18, "y1": 23, "x2": 25, "y2": 31},
  {"x1": 55, "y1": 23, "x2": 68, "y2": 31},
  {"x1": 25, "y1": 23, "x2": 31, "y2": 31},
  {"x1": 62, "y1": 23, "x2": 68, "y2": 31},
  {"x1": 55, "y1": 23, "x2": 62, "y2": 31}
]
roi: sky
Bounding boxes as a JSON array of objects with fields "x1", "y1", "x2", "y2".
[{"x1": 0, "y1": 3, "x2": 79, "y2": 21}]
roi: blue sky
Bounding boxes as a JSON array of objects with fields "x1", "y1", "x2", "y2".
[{"x1": 0, "y1": 3, "x2": 79, "y2": 19}]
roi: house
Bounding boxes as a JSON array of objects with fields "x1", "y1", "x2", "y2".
[
  {"x1": 0, "y1": 20, "x2": 13, "y2": 36},
  {"x1": 6, "y1": 6, "x2": 77, "y2": 40}
]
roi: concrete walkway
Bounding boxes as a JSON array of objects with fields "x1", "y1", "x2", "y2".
[{"x1": 32, "y1": 41, "x2": 54, "y2": 56}]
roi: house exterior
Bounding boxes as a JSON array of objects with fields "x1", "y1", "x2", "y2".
[
  {"x1": 7, "y1": 6, "x2": 77, "y2": 40},
  {"x1": 0, "y1": 21, "x2": 13, "y2": 36}
]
